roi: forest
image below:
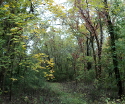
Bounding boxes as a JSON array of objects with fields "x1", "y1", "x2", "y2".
[{"x1": 0, "y1": 0, "x2": 125, "y2": 104}]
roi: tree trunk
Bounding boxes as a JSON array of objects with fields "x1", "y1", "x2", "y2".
[
  {"x1": 0, "y1": 0, "x2": 3, "y2": 5},
  {"x1": 86, "y1": 37, "x2": 92, "y2": 70},
  {"x1": 104, "y1": 0, "x2": 123, "y2": 98}
]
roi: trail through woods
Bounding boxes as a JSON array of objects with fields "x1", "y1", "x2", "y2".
[{"x1": 48, "y1": 82, "x2": 88, "y2": 104}]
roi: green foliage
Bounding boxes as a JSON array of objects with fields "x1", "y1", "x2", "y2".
[
  {"x1": 0, "y1": 0, "x2": 55, "y2": 102},
  {"x1": 77, "y1": 70, "x2": 96, "y2": 83}
]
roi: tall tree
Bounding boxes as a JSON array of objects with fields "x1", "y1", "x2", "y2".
[{"x1": 103, "y1": 0, "x2": 123, "y2": 98}]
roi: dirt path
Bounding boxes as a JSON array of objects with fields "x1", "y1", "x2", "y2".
[{"x1": 48, "y1": 82, "x2": 87, "y2": 104}]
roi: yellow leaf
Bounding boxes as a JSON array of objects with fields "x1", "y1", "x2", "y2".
[
  {"x1": 22, "y1": 45, "x2": 26, "y2": 47},
  {"x1": 50, "y1": 70, "x2": 54, "y2": 73},
  {"x1": 20, "y1": 76, "x2": 24, "y2": 78},
  {"x1": 4, "y1": 5, "x2": 9, "y2": 8},
  {"x1": 10, "y1": 78, "x2": 18, "y2": 81},
  {"x1": 48, "y1": 74, "x2": 53, "y2": 77}
]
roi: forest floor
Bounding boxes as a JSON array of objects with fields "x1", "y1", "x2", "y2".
[
  {"x1": 48, "y1": 82, "x2": 87, "y2": 104},
  {"x1": 48, "y1": 81, "x2": 124, "y2": 104},
  {"x1": 1, "y1": 81, "x2": 124, "y2": 104},
  {"x1": 47, "y1": 81, "x2": 108, "y2": 104}
]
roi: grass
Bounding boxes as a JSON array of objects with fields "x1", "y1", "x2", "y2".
[
  {"x1": 48, "y1": 81, "x2": 125, "y2": 104},
  {"x1": 48, "y1": 82, "x2": 87, "y2": 104},
  {"x1": 0, "y1": 82, "x2": 61, "y2": 104},
  {"x1": 1, "y1": 81, "x2": 125, "y2": 104}
]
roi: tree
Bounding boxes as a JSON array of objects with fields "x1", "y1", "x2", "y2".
[
  {"x1": 0, "y1": 0, "x2": 55, "y2": 101},
  {"x1": 103, "y1": 0, "x2": 123, "y2": 98}
]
